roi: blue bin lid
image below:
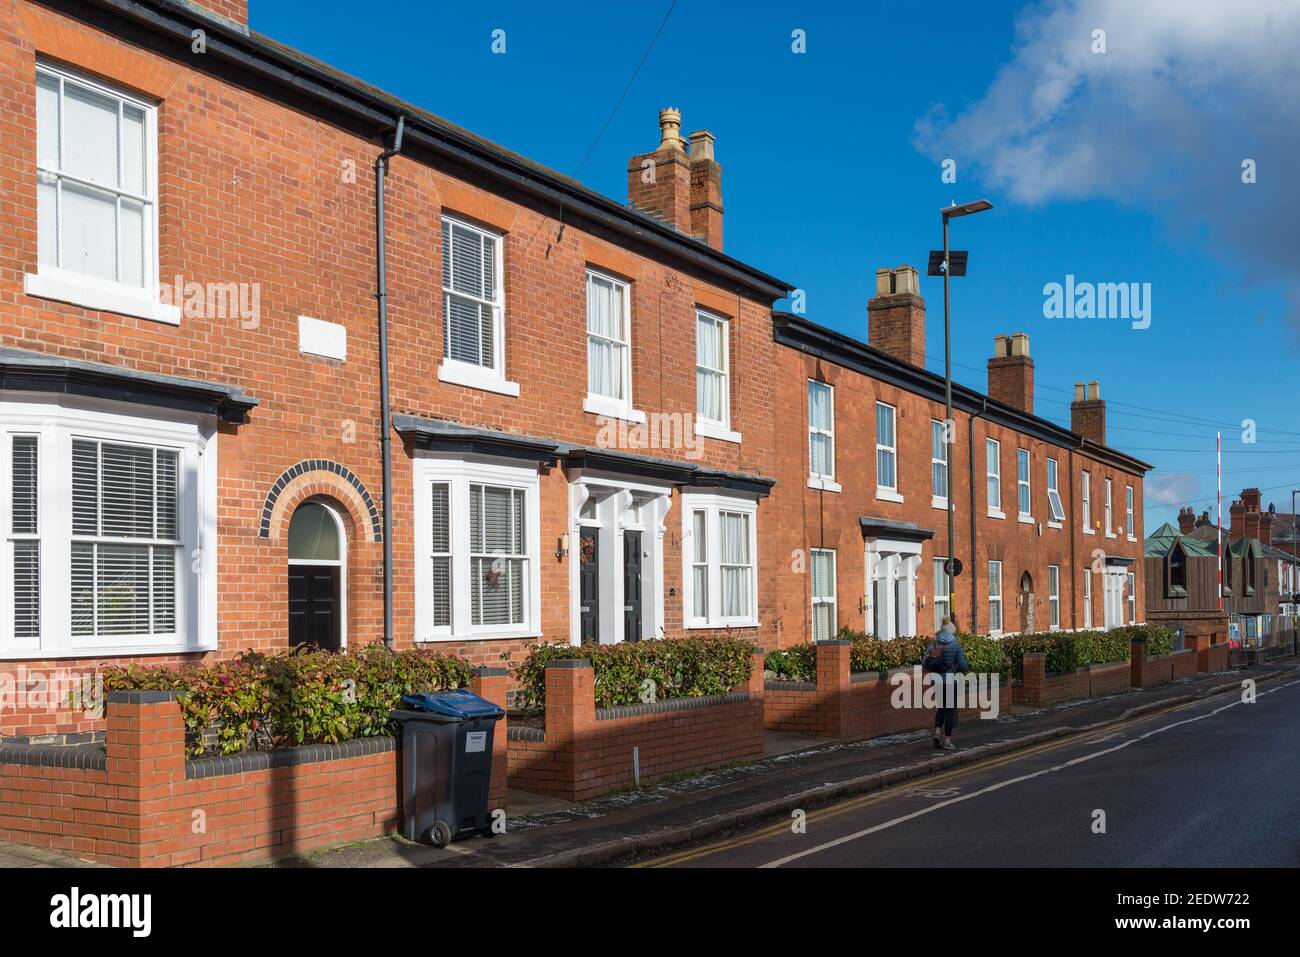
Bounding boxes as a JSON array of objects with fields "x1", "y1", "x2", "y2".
[{"x1": 401, "y1": 689, "x2": 504, "y2": 719}]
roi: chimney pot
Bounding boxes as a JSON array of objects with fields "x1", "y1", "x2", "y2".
[{"x1": 658, "y1": 107, "x2": 685, "y2": 152}]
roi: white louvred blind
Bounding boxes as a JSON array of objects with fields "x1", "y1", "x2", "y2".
[
  {"x1": 469, "y1": 483, "x2": 526, "y2": 627},
  {"x1": 69, "y1": 438, "x2": 179, "y2": 639},
  {"x1": 11, "y1": 436, "x2": 40, "y2": 640},
  {"x1": 442, "y1": 219, "x2": 499, "y2": 369},
  {"x1": 431, "y1": 482, "x2": 451, "y2": 628}
]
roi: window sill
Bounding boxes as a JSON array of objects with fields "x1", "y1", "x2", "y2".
[
  {"x1": 25, "y1": 270, "x2": 181, "y2": 325},
  {"x1": 695, "y1": 419, "x2": 742, "y2": 444},
  {"x1": 808, "y1": 476, "x2": 841, "y2": 493},
  {"x1": 1082, "y1": 527, "x2": 1095, "y2": 535},
  {"x1": 987, "y1": 507, "x2": 1005, "y2": 520},
  {"x1": 0, "y1": 641, "x2": 213, "y2": 661},
  {"x1": 931, "y1": 495, "x2": 950, "y2": 511},
  {"x1": 876, "y1": 487, "x2": 904, "y2": 504},
  {"x1": 1105, "y1": 531, "x2": 1117, "y2": 540},
  {"x1": 583, "y1": 395, "x2": 645, "y2": 423},
  {"x1": 1017, "y1": 513, "x2": 1034, "y2": 525},
  {"x1": 1127, "y1": 535, "x2": 1138, "y2": 543},
  {"x1": 1048, "y1": 520, "x2": 1063, "y2": 530},
  {"x1": 437, "y1": 359, "x2": 520, "y2": 397},
  {"x1": 684, "y1": 619, "x2": 760, "y2": 631},
  {"x1": 416, "y1": 628, "x2": 541, "y2": 644}
]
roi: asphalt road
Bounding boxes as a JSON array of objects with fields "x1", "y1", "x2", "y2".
[{"x1": 637, "y1": 675, "x2": 1300, "y2": 868}]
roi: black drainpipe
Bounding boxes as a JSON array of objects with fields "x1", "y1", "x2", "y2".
[
  {"x1": 968, "y1": 398, "x2": 987, "y2": 627},
  {"x1": 376, "y1": 115, "x2": 405, "y2": 649}
]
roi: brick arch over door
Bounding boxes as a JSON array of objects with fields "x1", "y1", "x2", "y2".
[{"x1": 260, "y1": 460, "x2": 382, "y2": 542}]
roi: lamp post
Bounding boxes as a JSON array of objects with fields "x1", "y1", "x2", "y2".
[{"x1": 929, "y1": 199, "x2": 993, "y2": 631}]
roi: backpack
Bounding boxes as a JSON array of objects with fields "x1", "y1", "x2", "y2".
[{"x1": 923, "y1": 641, "x2": 951, "y2": 675}]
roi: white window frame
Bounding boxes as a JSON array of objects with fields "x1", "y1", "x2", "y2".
[
  {"x1": 986, "y1": 437, "x2": 1003, "y2": 518},
  {"x1": 1104, "y1": 478, "x2": 1115, "y2": 538},
  {"x1": 27, "y1": 61, "x2": 178, "y2": 325},
  {"x1": 988, "y1": 560, "x2": 1003, "y2": 635},
  {"x1": 681, "y1": 491, "x2": 758, "y2": 628},
  {"x1": 933, "y1": 557, "x2": 950, "y2": 632},
  {"x1": 1126, "y1": 571, "x2": 1136, "y2": 624},
  {"x1": 694, "y1": 309, "x2": 738, "y2": 442},
  {"x1": 807, "y1": 381, "x2": 839, "y2": 491},
  {"x1": 1081, "y1": 469, "x2": 1093, "y2": 534},
  {"x1": 583, "y1": 270, "x2": 643, "y2": 422},
  {"x1": 437, "y1": 215, "x2": 518, "y2": 396},
  {"x1": 413, "y1": 455, "x2": 541, "y2": 642},
  {"x1": 1048, "y1": 564, "x2": 1060, "y2": 629},
  {"x1": 1083, "y1": 569, "x2": 1093, "y2": 629},
  {"x1": 810, "y1": 547, "x2": 836, "y2": 641},
  {"x1": 1126, "y1": 485, "x2": 1135, "y2": 540},
  {"x1": 875, "y1": 402, "x2": 902, "y2": 502},
  {"x1": 1016, "y1": 448, "x2": 1032, "y2": 522},
  {"x1": 1046, "y1": 457, "x2": 1065, "y2": 526},
  {"x1": 0, "y1": 396, "x2": 215, "y2": 658},
  {"x1": 930, "y1": 420, "x2": 949, "y2": 510}
]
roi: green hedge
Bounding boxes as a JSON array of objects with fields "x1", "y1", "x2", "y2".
[
  {"x1": 509, "y1": 637, "x2": 756, "y2": 710},
  {"x1": 764, "y1": 628, "x2": 1009, "y2": 681},
  {"x1": 1000, "y1": 624, "x2": 1175, "y2": 679},
  {"x1": 102, "y1": 643, "x2": 473, "y2": 757}
]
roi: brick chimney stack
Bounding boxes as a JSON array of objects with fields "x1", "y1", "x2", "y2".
[
  {"x1": 628, "y1": 108, "x2": 693, "y2": 233},
  {"x1": 987, "y1": 333, "x2": 1034, "y2": 413},
  {"x1": 687, "y1": 130, "x2": 723, "y2": 250},
  {"x1": 184, "y1": 0, "x2": 249, "y2": 31},
  {"x1": 1261, "y1": 503, "x2": 1275, "y2": 545},
  {"x1": 867, "y1": 266, "x2": 926, "y2": 367},
  {"x1": 1195, "y1": 510, "x2": 1212, "y2": 530},
  {"x1": 1240, "y1": 487, "x2": 1263, "y2": 541},
  {"x1": 1178, "y1": 507, "x2": 1195, "y2": 534},
  {"x1": 1070, "y1": 380, "x2": 1106, "y2": 446},
  {"x1": 1229, "y1": 499, "x2": 1246, "y2": 538}
]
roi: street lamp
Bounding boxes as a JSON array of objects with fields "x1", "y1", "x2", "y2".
[{"x1": 929, "y1": 198, "x2": 993, "y2": 632}]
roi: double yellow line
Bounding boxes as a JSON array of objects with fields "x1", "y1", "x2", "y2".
[{"x1": 633, "y1": 693, "x2": 1216, "y2": 868}]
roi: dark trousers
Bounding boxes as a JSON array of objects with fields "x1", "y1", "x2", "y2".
[{"x1": 934, "y1": 678, "x2": 957, "y2": 736}]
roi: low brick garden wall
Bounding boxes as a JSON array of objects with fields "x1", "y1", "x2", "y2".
[
  {"x1": 0, "y1": 670, "x2": 508, "y2": 867},
  {"x1": 1131, "y1": 641, "x2": 1199, "y2": 689},
  {"x1": 506, "y1": 652, "x2": 766, "y2": 802},
  {"x1": 1015, "y1": 654, "x2": 1131, "y2": 707},
  {"x1": 764, "y1": 641, "x2": 1008, "y2": 741},
  {"x1": 1193, "y1": 635, "x2": 1231, "y2": 673}
]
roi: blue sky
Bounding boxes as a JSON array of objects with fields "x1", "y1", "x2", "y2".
[{"x1": 251, "y1": 0, "x2": 1300, "y2": 529}]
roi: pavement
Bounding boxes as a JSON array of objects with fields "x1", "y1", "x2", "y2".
[{"x1": 258, "y1": 661, "x2": 1295, "y2": 869}]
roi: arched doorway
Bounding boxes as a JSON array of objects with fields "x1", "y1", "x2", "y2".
[
  {"x1": 287, "y1": 500, "x2": 346, "y2": 651},
  {"x1": 1019, "y1": 571, "x2": 1034, "y2": 634}
]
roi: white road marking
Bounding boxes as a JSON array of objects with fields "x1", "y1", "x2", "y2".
[{"x1": 760, "y1": 678, "x2": 1300, "y2": 868}]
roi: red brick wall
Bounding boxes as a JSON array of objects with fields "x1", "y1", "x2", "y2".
[
  {"x1": 507, "y1": 654, "x2": 765, "y2": 801},
  {"x1": 1016, "y1": 653, "x2": 1131, "y2": 707},
  {"x1": 1, "y1": 670, "x2": 509, "y2": 865},
  {"x1": 763, "y1": 642, "x2": 1006, "y2": 739}
]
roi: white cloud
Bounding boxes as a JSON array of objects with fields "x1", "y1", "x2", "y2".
[
  {"x1": 1144, "y1": 472, "x2": 1201, "y2": 507},
  {"x1": 915, "y1": 0, "x2": 1300, "y2": 327}
]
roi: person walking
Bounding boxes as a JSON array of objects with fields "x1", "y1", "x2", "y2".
[{"x1": 924, "y1": 617, "x2": 968, "y2": 750}]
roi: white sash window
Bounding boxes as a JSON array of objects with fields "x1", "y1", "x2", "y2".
[
  {"x1": 808, "y1": 381, "x2": 835, "y2": 483},
  {"x1": 811, "y1": 548, "x2": 836, "y2": 641}
]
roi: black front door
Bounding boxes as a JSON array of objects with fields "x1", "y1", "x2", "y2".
[
  {"x1": 579, "y1": 527, "x2": 599, "y2": 645},
  {"x1": 289, "y1": 564, "x2": 341, "y2": 651},
  {"x1": 624, "y1": 530, "x2": 643, "y2": 642}
]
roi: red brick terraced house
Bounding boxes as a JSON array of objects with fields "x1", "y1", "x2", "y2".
[{"x1": 0, "y1": 0, "x2": 1151, "y2": 743}]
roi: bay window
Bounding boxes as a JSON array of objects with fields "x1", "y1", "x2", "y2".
[
  {"x1": 415, "y1": 457, "x2": 540, "y2": 641},
  {"x1": 811, "y1": 548, "x2": 836, "y2": 641},
  {"x1": 1, "y1": 398, "x2": 213, "y2": 657},
  {"x1": 683, "y1": 492, "x2": 758, "y2": 628}
]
